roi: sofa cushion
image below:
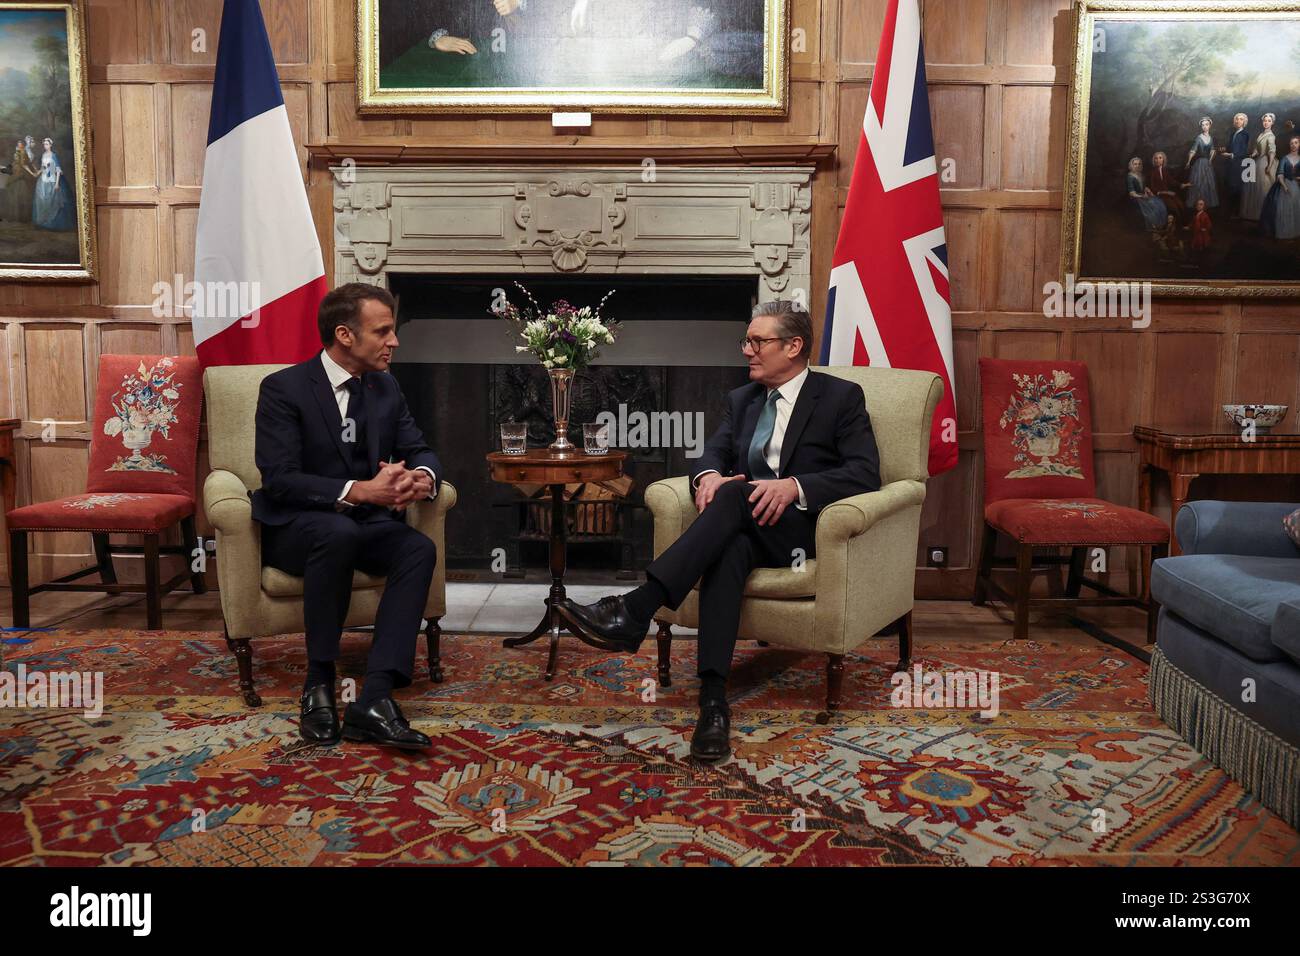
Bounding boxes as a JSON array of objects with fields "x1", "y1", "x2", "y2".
[
  {"x1": 1151, "y1": 555, "x2": 1300, "y2": 662},
  {"x1": 690, "y1": 560, "x2": 818, "y2": 599},
  {"x1": 261, "y1": 566, "x2": 385, "y2": 597},
  {"x1": 1273, "y1": 600, "x2": 1300, "y2": 666}
]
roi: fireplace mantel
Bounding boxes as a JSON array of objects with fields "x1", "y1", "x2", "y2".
[{"x1": 331, "y1": 163, "x2": 815, "y2": 302}]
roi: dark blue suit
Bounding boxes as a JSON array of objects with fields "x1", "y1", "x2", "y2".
[
  {"x1": 656, "y1": 369, "x2": 881, "y2": 678},
  {"x1": 1227, "y1": 126, "x2": 1251, "y2": 211},
  {"x1": 254, "y1": 354, "x2": 443, "y2": 685}
]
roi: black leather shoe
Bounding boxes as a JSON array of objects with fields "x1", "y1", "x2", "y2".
[
  {"x1": 558, "y1": 595, "x2": 648, "y2": 652},
  {"x1": 299, "y1": 683, "x2": 339, "y2": 745},
  {"x1": 341, "y1": 697, "x2": 431, "y2": 750},
  {"x1": 690, "y1": 700, "x2": 731, "y2": 762}
]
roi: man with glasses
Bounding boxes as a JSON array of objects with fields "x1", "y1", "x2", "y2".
[{"x1": 560, "y1": 301, "x2": 881, "y2": 761}]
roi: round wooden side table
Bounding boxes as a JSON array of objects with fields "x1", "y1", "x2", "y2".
[{"x1": 486, "y1": 447, "x2": 628, "y2": 680}]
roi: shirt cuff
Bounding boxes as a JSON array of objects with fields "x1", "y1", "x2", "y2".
[
  {"x1": 414, "y1": 465, "x2": 438, "y2": 499},
  {"x1": 692, "y1": 469, "x2": 720, "y2": 490},
  {"x1": 336, "y1": 479, "x2": 356, "y2": 510},
  {"x1": 792, "y1": 477, "x2": 808, "y2": 511}
]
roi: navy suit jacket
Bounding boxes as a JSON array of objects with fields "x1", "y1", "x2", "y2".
[
  {"x1": 689, "y1": 369, "x2": 881, "y2": 516},
  {"x1": 252, "y1": 354, "x2": 442, "y2": 526}
]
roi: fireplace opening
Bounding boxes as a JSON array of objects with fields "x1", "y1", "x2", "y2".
[{"x1": 387, "y1": 273, "x2": 759, "y2": 578}]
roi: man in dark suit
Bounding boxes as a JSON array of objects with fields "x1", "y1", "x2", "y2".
[
  {"x1": 561, "y1": 302, "x2": 881, "y2": 762},
  {"x1": 254, "y1": 283, "x2": 442, "y2": 751}
]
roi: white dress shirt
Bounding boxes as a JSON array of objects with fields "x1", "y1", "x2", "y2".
[
  {"x1": 319, "y1": 350, "x2": 436, "y2": 508},
  {"x1": 695, "y1": 366, "x2": 810, "y2": 510}
]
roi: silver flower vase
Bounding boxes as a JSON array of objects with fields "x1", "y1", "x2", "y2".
[{"x1": 547, "y1": 367, "x2": 575, "y2": 453}]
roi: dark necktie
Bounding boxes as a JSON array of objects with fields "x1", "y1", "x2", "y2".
[
  {"x1": 746, "y1": 389, "x2": 780, "y2": 480},
  {"x1": 342, "y1": 377, "x2": 370, "y2": 481}
]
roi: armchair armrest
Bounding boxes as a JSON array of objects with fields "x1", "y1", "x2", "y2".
[
  {"x1": 1175, "y1": 500, "x2": 1300, "y2": 558},
  {"x1": 815, "y1": 480, "x2": 928, "y2": 548},
  {"x1": 645, "y1": 476, "x2": 698, "y2": 559},
  {"x1": 406, "y1": 480, "x2": 457, "y2": 537},
  {"x1": 204, "y1": 469, "x2": 253, "y2": 535},
  {"x1": 813, "y1": 479, "x2": 927, "y2": 653}
]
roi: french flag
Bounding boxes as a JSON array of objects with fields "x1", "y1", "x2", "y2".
[{"x1": 192, "y1": 0, "x2": 326, "y2": 368}]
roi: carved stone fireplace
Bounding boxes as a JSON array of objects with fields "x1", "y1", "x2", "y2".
[{"x1": 330, "y1": 164, "x2": 814, "y2": 570}]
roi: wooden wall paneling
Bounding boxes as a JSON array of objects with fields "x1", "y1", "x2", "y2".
[
  {"x1": 838, "y1": 0, "x2": 892, "y2": 67},
  {"x1": 1003, "y1": 0, "x2": 1073, "y2": 67},
  {"x1": 100, "y1": 323, "x2": 165, "y2": 357},
  {"x1": 930, "y1": 85, "x2": 985, "y2": 189},
  {"x1": 1233, "y1": 332, "x2": 1300, "y2": 408},
  {"x1": 27, "y1": 443, "x2": 91, "y2": 583},
  {"x1": 24, "y1": 326, "x2": 88, "y2": 426},
  {"x1": 1153, "y1": 332, "x2": 1222, "y2": 429},
  {"x1": 87, "y1": 0, "x2": 145, "y2": 66},
  {"x1": 96, "y1": 206, "x2": 162, "y2": 305},
  {"x1": 1072, "y1": 331, "x2": 1145, "y2": 436},
  {"x1": 924, "y1": 0, "x2": 988, "y2": 65},
  {"x1": 943, "y1": 208, "x2": 982, "y2": 312}
]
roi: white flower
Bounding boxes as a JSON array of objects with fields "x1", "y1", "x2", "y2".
[
  {"x1": 604, "y1": 333, "x2": 615, "y2": 344},
  {"x1": 542, "y1": 360, "x2": 554, "y2": 369},
  {"x1": 553, "y1": 355, "x2": 568, "y2": 366},
  {"x1": 103, "y1": 417, "x2": 123, "y2": 437}
]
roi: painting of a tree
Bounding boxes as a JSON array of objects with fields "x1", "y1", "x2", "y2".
[{"x1": 1090, "y1": 22, "x2": 1246, "y2": 167}]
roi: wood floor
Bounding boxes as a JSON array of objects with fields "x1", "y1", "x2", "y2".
[{"x1": 0, "y1": 583, "x2": 1155, "y2": 655}]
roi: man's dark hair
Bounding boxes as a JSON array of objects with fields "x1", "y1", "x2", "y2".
[
  {"x1": 317, "y1": 283, "x2": 397, "y2": 346},
  {"x1": 752, "y1": 300, "x2": 813, "y2": 361}
]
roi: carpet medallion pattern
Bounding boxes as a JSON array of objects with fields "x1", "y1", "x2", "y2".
[{"x1": 0, "y1": 629, "x2": 1296, "y2": 866}]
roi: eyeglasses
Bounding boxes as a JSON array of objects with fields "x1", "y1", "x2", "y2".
[{"x1": 740, "y1": 335, "x2": 792, "y2": 353}]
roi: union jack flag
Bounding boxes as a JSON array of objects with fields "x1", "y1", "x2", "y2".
[{"x1": 821, "y1": 0, "x2": 957, "y2": 477}]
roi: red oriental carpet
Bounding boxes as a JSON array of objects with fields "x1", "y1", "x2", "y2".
[{"x1": 1, "y1": 628, "x2": 1297, "y2": 866}]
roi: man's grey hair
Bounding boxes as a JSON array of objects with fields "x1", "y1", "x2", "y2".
[{"x1": 752, "y1": 300, "x2": 813, "y2": 361}]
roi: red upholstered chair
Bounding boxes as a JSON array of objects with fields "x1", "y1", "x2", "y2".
[
  {"x1": 7, "y1": 355, "x2": 206, "y2": 629},
  {"x1": 973, "y1": 359, "x2": 1169, "y2": 644}
]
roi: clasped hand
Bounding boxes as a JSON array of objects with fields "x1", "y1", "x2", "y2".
[
  {"x1": 348, "y1": 460, "x2": 432, "y2": 511},
  {"x1": 695, "y1": 472, "x2": 799, "y2": 526}
]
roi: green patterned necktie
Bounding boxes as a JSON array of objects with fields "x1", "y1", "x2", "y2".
[{"x1": 746, "y1": 389, "x2": 780, "y2": 480}]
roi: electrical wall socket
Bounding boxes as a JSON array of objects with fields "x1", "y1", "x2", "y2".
[{"x1": 926, "y1": 546, "x2": 948, "y2": 568}]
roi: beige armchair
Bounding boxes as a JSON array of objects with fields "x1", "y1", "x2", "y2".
[
  {"x1": 202, "y1": 365, "x2": 457, "y2": 707},
  {"x1": 646, "y1": 365, "x2": 943, "y2": 720}
]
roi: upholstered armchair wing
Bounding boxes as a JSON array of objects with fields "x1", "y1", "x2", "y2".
[
  {"x1": 202, "y1": 364, "x2": 456, "y2": 707},
  {"x1": 645, "y1": 365, "x2": 943, "y2": 719}
]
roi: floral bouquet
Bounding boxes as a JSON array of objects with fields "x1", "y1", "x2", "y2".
[
  {"x1": 495, "y1": 282, "x2": 619, "y2": 371},
  {"x1": 103, "y1": 357, "x2": 183, "y2": 472},
  {"x1": 998, "y1": 369, "x2": 1083, "y2": 476}
]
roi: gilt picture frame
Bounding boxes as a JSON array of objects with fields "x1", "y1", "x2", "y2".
[
  {"x1": 1063, "y1": 0, "x2": 1300, "y2": 297},
  {"x1": 356, "y1": 0, "x2": 789, "y2": 114},
  {"x1": 0, "y1": 1, "x2": 96, "y2": 282}
]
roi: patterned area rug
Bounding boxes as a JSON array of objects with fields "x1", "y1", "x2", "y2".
[{"x1": 1, "y1": 629, "x2": 1297, "y2": 866}]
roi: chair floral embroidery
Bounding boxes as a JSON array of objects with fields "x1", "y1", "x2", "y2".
[{"x1": 103, "y1": 357, "x2": 184, "y2": 474}]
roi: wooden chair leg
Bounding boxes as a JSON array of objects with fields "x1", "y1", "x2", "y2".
[
  {"x1": 973, "y1": 523, "x2": 997, "y2": 606},
  {"x1": 180, "y1": 515, "x2": 206, "y2": 594},
  {"x1": 1013, "y1": 543, "x2": 1033, "y2": 640},
  {"x1": 655, "y1": 619, "x2": 672, "y2": 688},
  {"x1": 225, "y1": 629, "x2": 262, "y2": 707},
  {"x1": 143, "y1": 534, "x2": 162, "y2": 630},
  {"x1": 425, "y1": 616, "x2": 444, "y2": 683},
  {"x1": 1065, "y1": 546, "x2": 1086, "y2": 598},
  {"x1": 92, "y1": 532, "x2": 117, "y2": 585},
  {"x1": 9, "y1": 530, "x2": 29, "y2": 628},
  {"x1": 896, "y1": 610, "x2": 912, "y2": 672},
  {"x1": 816, "y1": 653, "x2": 845, "y2": 725}
]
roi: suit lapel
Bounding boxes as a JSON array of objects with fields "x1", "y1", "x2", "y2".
[
  {"x1": 308, "y1": 361, "x2": 352, "y2": 470},
  {"x1": 362, "y1": 373, "x2": 380, "y2": 471},
  {"x1": 735, "y1": 385, "x2": 766, "y2": 470},
  {"x1": 778, "y1": 370, "x2": 823, "y2": 476}
]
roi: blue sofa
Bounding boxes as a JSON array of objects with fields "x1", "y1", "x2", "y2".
[{"x1": 1149, "y1": 500, "x2": 1300, "y2": 829}]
